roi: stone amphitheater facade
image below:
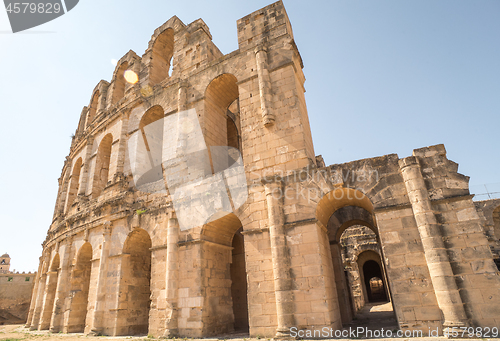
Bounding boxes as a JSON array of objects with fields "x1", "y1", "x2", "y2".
[{"x1": 27, "y1": 1, "x2": 500, "y2": 338}]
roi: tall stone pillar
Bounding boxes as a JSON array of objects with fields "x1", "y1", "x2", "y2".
[
  {"x1": 254, "y1": 46, "x2": 275, "y2": 127},
  {"x1": 163, "y1": 217, "x2": 180, "y2": 337},
  {"x1": 39, "y1": 269, "x2": 59, "y2": 330},
  {"x1": 26, "y1": 257, "x2": 44, "y2": 328},
  {"x1": 50, "y1": 241, "x2": 73, "y2": 332},
  {"x1": 55, "y1": 160, "x2": 72, "y2": 216},
  {"x1": 399, "y1": 156, "x2": 468, "y2": 329},
  {"x1": 178, "y1": 80, "x2": 188, "y2": 112},
  {"x1": 264, "y1": 179, "x2": 294, "y2": 337},
  {"x1": 78, "y1": 135, "x2": 94, "y2": 196},
  {"x1": 330, "y1": 241, "x2": 353, "y2": 324},
  {"x1": 29, "y1": 267, "x2": 47, "y2": 330},
  {"x1": 87, "y1": 223, "x2": 112, "y2": 335},
  {"x1": 114, "y1": 115, "x2": 129, "y2": 179}
]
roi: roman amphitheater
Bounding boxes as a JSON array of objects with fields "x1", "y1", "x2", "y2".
[{"x1": 26, "y1": 1, "x2": 500, "y2": 338}]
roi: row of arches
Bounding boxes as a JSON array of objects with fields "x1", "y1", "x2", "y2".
[
  {"x1": 63, "y1": 133, "x2": 113, "y2": 213},
  {"x1": 44, "y1": 187, "x2": 395, "y2": 336},
  {"x1": 79, "y1": 28, "x2": 175, "y2": 133},
  {"x1": 32, "y1": 217, "x2": 249, "y2": 335},
  {"x1": 63, "y1": 73, "x2": 241, "y2": 214}
]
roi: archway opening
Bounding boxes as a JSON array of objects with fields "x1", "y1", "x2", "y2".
[
  {"x1": 226, "y1": 98, "x2": 240, "y2": 152},
  {"x1": 87, "y1": 91, "x2": 100, "y2": 127},
  {"x1": 39, "y1": 254, "x2": 60, "y2": 330},
  {"x1": 340, "y1": 225, "x2": 379, "y2": 313},
  {"x1": 200, "y1": 213, "x2": 249, "y2": 335},
  {"x1": 66, "y1": 158, "x2": 82, "y2": 212},
  {"x1": 318, "y1": 188, "x2": 395, "y2": 328},
  {"x1": 66, "y1": 243, "x2": 92, "y2": 332},
  {"x1": 92, "y1": 134, "x2": 113, "y2": 199},
  {"x1": 112, "y1": 62, "x2": 129, "y2": 105},
  {"x1": 150, "y1": 28, "x2": 174, "y2": 85},
  {"x1": 204, "y1": 74, "x2": 240, "y2": 172},
  {"x1": 135, "y1": 105, "x2": 165, "y2": 191},
  {"x1": 362, "y1": 261, "x2": 387, "y2": 303},
  {"x1": 230, "y1": 228, "x2": 249, "y2": 332},
  {"x1": 116, "y1": 228, "x2": 152, "y2": 335}
]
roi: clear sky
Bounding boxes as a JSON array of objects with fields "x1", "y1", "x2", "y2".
[{"x1": 0, "y1": 0, "x2": 499, "y2": 272}]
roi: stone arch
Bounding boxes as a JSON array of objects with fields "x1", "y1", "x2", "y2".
[
  {"x1": 356, "y1": 250, "x2": 389, "y2": 304},
  {"x1": 111, "y1": 62, "x2": 129, "y2": 105},
  {"x1": 330, "y1": 206, "x2": 377, "y2": 242},
  {"x1": 39, "y1": 253, "x2": 60, "y2": 330},
  {"x1": 87, "y1": 91, "x2": 100, "y2": 128},
  {"x1": 65, "y1": 158, "x2": 83, "y2": 212},
  {"x1": 30, "y1": 258, "x2": 51, "y2": 329},
  {"x1": 134, "y1": 105, "x2": 165, "y2": 190},
  {"x1": 204, "y1": 74, "x2": 240, "y2": 156},
  {"x1": 65, "y1": 243, "x2": 92, "y2": 332},
  {"x1": 139, "y1": 105, "x2": 164, "y2": 131},
  {"x1": 340, "y1": 225, "x2": 379, "y2": 312},
  {"x1": 115, "y1": 228, "x2": 152, "y2": 335},
  {"x1": 76, "y1": 107, "x2": 87, "y2": 136},
  {"x1": 316, "y1": 187, "x2": 393, "y2": 326},
  {"x1": 198, "y1": 213, "x2": 249, "y2": 334},
  {"x1": 92, "y1": 134, "x2": 113, "y2": 199},
  {"x1": 316, "y1": 187, "x2": 374, "y2": 231},
  {"x1": 150, "y1": 28, "x2": 174, "y2": 85},
  {"x1": 201, "y1": 212, "x2": 242, "y2": 246},
  {"x1": 86, "y1": 81, "x2": 110, "y2": 128}
]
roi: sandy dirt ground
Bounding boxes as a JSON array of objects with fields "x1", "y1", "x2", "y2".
[{"x1": 1, "y1": 324, "x2": 499, "y2": 341}]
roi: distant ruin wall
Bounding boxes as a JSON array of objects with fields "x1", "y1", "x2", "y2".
[{"x1": 0, "y1": 273, "x2": 36, "y2": 324}]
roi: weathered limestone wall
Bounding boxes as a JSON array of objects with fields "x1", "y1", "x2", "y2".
[
  {"x1": 243, "y1": 230, "x2": 277, "y2": 337},
  {"x1": 475, "y1": 199, "x2": 500, "y2": 261},
  {"x1": 412, "y1": 145, "x2": 500, "y2": 328},
  {"x1": 0, "y1": 273, "x2": 36, "y2": 324}
]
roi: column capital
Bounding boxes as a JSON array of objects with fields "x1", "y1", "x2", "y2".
[
  {"x1": 398, "y1": 156, "x2": 419, "y2": 169},
  {"x1": 254, "y1": 45, "x2": 268, "y2": 54}
]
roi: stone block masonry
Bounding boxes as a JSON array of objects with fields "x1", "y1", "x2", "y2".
[{"x1": 27, "y1": 1, "x2": 500, "y2": 338}]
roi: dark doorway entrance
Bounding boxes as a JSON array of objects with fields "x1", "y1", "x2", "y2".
[{"x1": 362, "y1": 260, "x2": 387, "y2": 302}]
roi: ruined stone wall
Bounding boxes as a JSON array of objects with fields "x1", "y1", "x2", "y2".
[{"x1": 0, "y1": 273, "x2": 36, "y2": 324}]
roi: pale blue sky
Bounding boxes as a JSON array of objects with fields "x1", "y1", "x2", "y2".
[{"x1": 0, "y1": 0, "x2": 499, "y2": 271}]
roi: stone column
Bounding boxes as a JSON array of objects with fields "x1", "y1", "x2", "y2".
[
  {"x1": 50, "y1": 241, "x2": 73, "y2": 332},
  {"x1": 264, "y1": 179, "x2": 294, "y2": 337},
  {"x1": 55, "y1": 160, "x2": 72, "y2": 216},
  {"x1": 114, "y1": 115, "x2": 129, "y2": 179},
  {"x1": 178, "y1": 80, "x2": 188, "y2": 112},
  {"x1": 254, "y1": 46, "x2": 275, "y2": 127},
  {"x1": 330, "y1": 241, "x2": 353, "y2": 324},
  {"x1": 87, "y1": 223, "x2": 112, "y2": 335},
  {"x1": 78, "y1": 135, "x2": 95, "y2": 196},
  {"x1": 163, "y1": 217, "x2": 180, "y2": 337},
  {"x1": 39, "y1": 269, "x2": 59, "y2": 330},
  {"x1": 29, "y1": 264, "x2": 48, "y2": 330},
  {"x1": 399, "y1": 156, "x2": 468, "y2": 329},
  {"x1": 26, "y1": 258, "x2": 44, "y2": 328}
]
